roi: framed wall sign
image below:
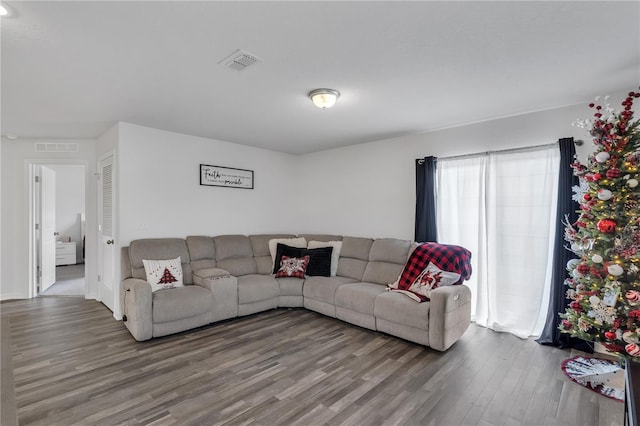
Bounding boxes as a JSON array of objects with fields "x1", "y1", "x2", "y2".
[{"x1": 200, "y1": 164, "x2": 254, "y2": 189}]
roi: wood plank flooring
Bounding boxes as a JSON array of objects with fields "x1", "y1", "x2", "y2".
[{"x1": 1, "y1": 297, "x2": 624, "y2": 425}]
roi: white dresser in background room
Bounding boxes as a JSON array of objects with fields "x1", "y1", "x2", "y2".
[{"x1": 56, "y1": 242, "x2": 76, "y2": 266}]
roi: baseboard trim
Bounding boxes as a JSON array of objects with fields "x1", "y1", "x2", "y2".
[{"x1": 0, "y1": 294, "x2": 28, "y2": 302}]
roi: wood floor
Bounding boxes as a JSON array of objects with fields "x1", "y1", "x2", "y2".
[{"x1": 1, "y1": 297, "x2": 624, "y2": 426}]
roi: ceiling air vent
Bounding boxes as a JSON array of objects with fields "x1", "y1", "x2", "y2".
[
  {"x1": 35, "y1": 142, "x2": 79, "y2": 153},
  {"x1": 219, "y1": 49, "x2": 262, "y2": 71}
]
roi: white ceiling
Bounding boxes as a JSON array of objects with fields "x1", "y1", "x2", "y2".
[{"x1": 2, "y1": 1, "x2": 639, "y2": 155}]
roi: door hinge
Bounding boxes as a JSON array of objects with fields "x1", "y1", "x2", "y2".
[
  {"x1": 35, "y1": 223, "x2": 39, "y2": 230},
  {"x1": 35, "y1": 176, "x2": 40, "y2": 183},
  {"x1": 37, "y1": 266, "x2": 41, "y2": 283},
  {"x1": 97, "y1": 274, "x2": 101, "y2": 282}
]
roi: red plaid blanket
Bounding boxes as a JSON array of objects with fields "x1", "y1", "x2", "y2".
[{"x1": 395, "y1": 243, "x2": 472, "y2": 299}]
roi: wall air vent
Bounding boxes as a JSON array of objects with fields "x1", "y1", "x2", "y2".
[
  {"x1": 219, "y1": 49, "x2": 262, "y2": 71},
  {"x1": 35, "y1": 143, "x2": 79, "y2": 153}
]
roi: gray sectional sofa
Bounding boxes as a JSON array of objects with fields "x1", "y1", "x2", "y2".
[{"x1": 120, "y1": 234, "x2": 472, "y2": 351}]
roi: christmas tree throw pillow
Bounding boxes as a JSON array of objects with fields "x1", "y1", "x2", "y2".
[{"x1": 142, "y1": 257, "x2": 184, "y2": 292}]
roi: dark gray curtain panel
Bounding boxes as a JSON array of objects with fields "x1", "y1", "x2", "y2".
[
  {"x1": 536, "y1": 138, "x2": 592, "y2": 352},
  {"x1": 415, "y1": 156, "x2": 438, "y2": 243}
]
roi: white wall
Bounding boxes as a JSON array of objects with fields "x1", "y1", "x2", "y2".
[
  {"x1": 0, "y1": 95, "x2": 610, "y2": 303},
  {"x1": 0, "y1": 122, "x2": 296, "y2": 308},
  {"x1": 0, "y1": 138, "x2": 2, "y2": 299},
  {"x1": 293, "y1": 100, "x2": 600, "y2": 240},
  {"x1": 0, "y1": 139, "x2": 97, "y2": 300},
  {"x1": 97, "y1": 123, "x2": 119, "y2": 159},
  {"x1": 48, "y1": 165, "x2": 85, "y2": 263},
  {"x1": 117, "y1": 123, "x2": 297, "y2": 244},
  {"x1": 100, "y1": 122, "x2": 297, "y2": 317}
]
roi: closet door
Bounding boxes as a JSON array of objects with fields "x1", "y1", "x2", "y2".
[
  {"x1": 98, "y1": 153, "x2": 115, "y2": 312},
  {"x1": 39, "y1": 166, "x2": 56, "y2": 292}
]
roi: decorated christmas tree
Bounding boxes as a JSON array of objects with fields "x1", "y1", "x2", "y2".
[{"x1": 561, "y1": 87, "x2": 640, "y2": 362}]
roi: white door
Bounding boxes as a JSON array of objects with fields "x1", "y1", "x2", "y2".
[
  {"x1": 39, "y1": 166, "x2": 57, "y2": 292},
  {"x1": 98, "y1": 154, "x2": 116, "y2": 312}
]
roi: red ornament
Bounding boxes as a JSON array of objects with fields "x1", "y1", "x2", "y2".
[
  {"x1": 577, "y1": 263, "x2": 590, "y2": 274},
  {"x1": 604, "y1": 331, "x2": 616, "y2": 340},
  {"x1": 583, "y1": 194, "x2": 592, "y2": 201},
  {"x1": 597, "y1": 219, "x2": 617, "y2": 233},
  {"x1": 593, "y1": 173, "x2": 603, "y2": 181},
  {"x1": 606, "y1": 169, "x2": 621, "y2": 178},
  {"x1": 570, "y1": 301, "x2": 583, "y2": 312},
  {"x1": 604, "y1": 343, "x2": 625, "y2": 353},
  {"x1": 562, "y1": 320, "x2": 574, "y2": 330}
]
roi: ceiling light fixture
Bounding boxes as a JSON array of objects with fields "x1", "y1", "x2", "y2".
[
  {"x1": 308, "y1": 88, "x2": 340, "y2": 109},
  {"x1": 0, "y1": 4, "x2": 8, "y2": 16}
]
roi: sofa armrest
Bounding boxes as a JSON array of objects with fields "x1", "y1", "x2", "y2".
[
  {"x1": 193, "y1": 267, "x2": 231, "y2": 280},
  {"x1": 122, "y1": 278, "x2": 153, "y2": 341},
  {"x1": 428, "y1": 284, "x2": 472, "y2": 351},
  {"x1": 192, "y1": 270, "x2": 239, "y2": 322}
]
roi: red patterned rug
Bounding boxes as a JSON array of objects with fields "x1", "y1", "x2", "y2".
[{"x1": 561, "y1": 356, "x2": 624, "y2": 402}]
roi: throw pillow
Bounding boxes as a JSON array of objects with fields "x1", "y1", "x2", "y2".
[
  {"x1": 273, "y1": 243, "x2": 333, "y2": 277},
  {"x1": 268, "y1": 237, "x2": 307, "y2": 271},
  {"x1": 142, "y1": 257, "x2": 184, "y2": 292},
  {"x1": 307, "y1": 240, "x2": 343, "y2": 276},
  {"x1": 388, "y1": 262, "x2": 460, "y2": 302},
  {"x1": 275, "y1": 255, "x2": 310, "y2": 278}
]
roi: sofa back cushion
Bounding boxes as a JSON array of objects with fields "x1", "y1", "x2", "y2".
[
  {"x1": 186, "y1": 236, "x2": 216, "y2": 271},
  {"x1": 337, "y1": 236, "x2": 374, "y2": 281},
  {"x1": 250, "y1": 234, "x2": 296, "y2": 274},
  {"x1": 128, "y1": 238, "x2": 193, "y2": 284},
  {"x1": 298, "y1": 234, "x2": 343, "y2": 243},
  {"x1": 213, "y1": 235, "x2": 257, "y2": 276},
  {"x1": 362, "y1": 238, "x2": 412, "y2": 285}
]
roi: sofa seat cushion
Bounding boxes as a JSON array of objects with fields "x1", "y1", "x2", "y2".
[
  {"x1": 237, "y1": 274, "x2": 279, "y2": 304},
  {"x1": 276, "y1": 277, "x2": 305, "y2": 296},
  {"x1": 334, "y1": 282, "x2": 387, "y2": 316},
  {"x1": 303, "y1": 276, "x2": 356, "y2": 304},
  {"x1": 374, "y1": 291, "x2": 430, "y2": 330},
  {"x1": 152, "y1": 285, "x2": 212, "y2": 323}
]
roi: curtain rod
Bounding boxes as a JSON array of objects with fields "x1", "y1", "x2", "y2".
[{"x1": 418, "y1": 139, "x2": 584, "y2": 163}]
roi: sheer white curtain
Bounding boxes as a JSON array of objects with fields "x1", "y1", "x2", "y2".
[{"x1": 436, "y1": 146, "x2": 560, "y2": 338}]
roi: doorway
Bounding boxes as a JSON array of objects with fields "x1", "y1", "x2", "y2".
[{"x1": 30, "y1": 163, "x2": 87, "y2": 297}]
